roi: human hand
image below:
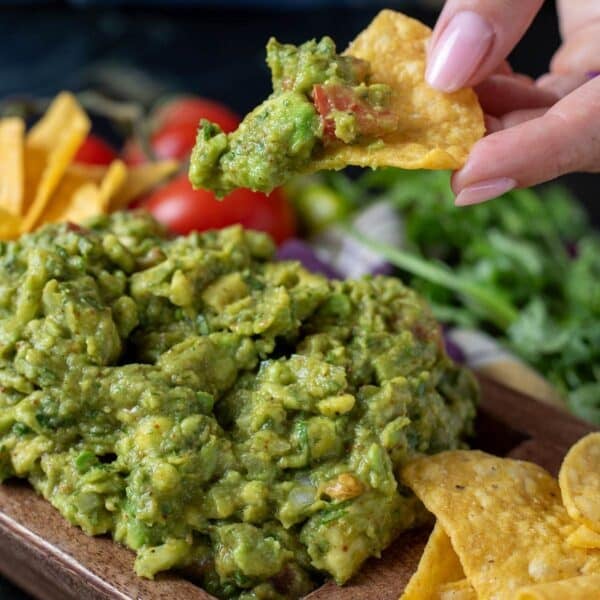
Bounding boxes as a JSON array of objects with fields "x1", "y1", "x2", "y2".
[{"x1": 426, "y1": 0, "x2": 600, "y2": 206}]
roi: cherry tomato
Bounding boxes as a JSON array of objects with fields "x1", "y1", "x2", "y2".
[
  {"x1": 151, "y1": 122, "x2": 200, "y2": 162},
  {"x1": 143, "y1": 175, "x2": 295, "y2": 244},
  {"x1": 123, "y1": 123, "x2": 199, "y2": 164},
  {"x1": 153, "y1": 96, "x2": 240, "y2": 133},
  {"x1": 74, "y1": 134, "x2": 118, "y2": 166},
  {"x1": 122, "y1": 97, "x2": 241, "y2": 166}
]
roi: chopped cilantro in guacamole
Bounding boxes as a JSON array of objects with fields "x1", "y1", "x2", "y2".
[
  {"x1": 189, "y1": 37, "x2": 398, "y2": 197},
  {"x1": 0, "y1": 212, "x2": 476, "y2": 599}
]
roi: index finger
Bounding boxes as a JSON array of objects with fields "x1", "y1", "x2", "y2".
[
  {"x1": 453, "y1": 76, "x2": 600, "y2": 204},
  {"x1": 427, "y1": 0, "x2": 544, "y2": 92}
]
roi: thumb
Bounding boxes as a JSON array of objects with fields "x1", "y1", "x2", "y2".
[{"x1": 452, "y1": 77, "x2": 600, "y2": 205}]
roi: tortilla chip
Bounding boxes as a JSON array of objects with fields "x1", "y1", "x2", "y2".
[
  {"x1": 402, "y1": 451, "x2": 600, "y2": 600},
  {"x1": 312, "y1": 10, "x2": 484, "y2": 173},
  {"x1": 437, "y1": 579, "x2": 477, "y2": 600},
  {"x1": 98, "y1": 160, "x2": 128, "y2": 212},
  {"x1": 0, "y1": 118, "x2": 25, "y2": 217},
  {"x1": 109, "y1": 160, "x2": 179, "y2": 211},
  {"x1": 0, "y1": 208, "x2": 21, "y2": 240},
  {"x1": 567, "y1": 524, "x2": 600, "y2": 550},
  {"x1": 516, "y1": 574, "x2": 600, "y2": 599},
  {"x1": 22, "y1": 145, "x2": 48, "y2": 219},
  {"x1": 40, "y1": 159, "x2": 126, "y2": 225},
  {"x1": 38, "y1": 163, "x2": 118, "y2": 226},
  {"x1": 59, "y1": 184, "x2": 106, "y2": 224},
  {"x1": 559, "y1": 432, "x2": 600, "y2": 533},
  {"x1": 66, "y1": 162, "x2": 108, "y2": 184},
  {"x1": 401, "y1": 521, "x2": 465, "y2": 600},
  {"x1": 21, "y1": 92, "x2": 91, "y2": 232},
  {"x1": 38, "y1": 168, "x2": 95, "y2": 225}
]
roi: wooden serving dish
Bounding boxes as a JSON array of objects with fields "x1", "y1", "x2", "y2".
[{"x1": 0, "y1": 375, "x2": 595, "y2": 600}]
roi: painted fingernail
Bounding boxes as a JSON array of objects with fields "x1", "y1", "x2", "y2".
[
  {"x1": 586, "y1": 71, "x2": 600, "y2": 79},
  {"x1": 454, "y1": 177, "x2": 517, "y2": 206},
  {"x1": 426, "y1": 11, "x2": 494, "y2": 92}
]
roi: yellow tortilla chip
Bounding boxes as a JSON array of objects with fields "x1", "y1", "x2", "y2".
[
  {"x1": 109, "y1": 160, "x2": 179, "y2": 211},
  {"x1": 37, "y1": 159, "x2": 140, "y2": 227},
  {"x1": 43, "y1": 159, "x2": 126, "y2": 224},
  {"x1": 37, "y1": 167, "x2": 91, "y2": 224},
  {"x1": 0, "y1": 117, "x2": 25, "y2": 216},
  {"x1": 312, "y1": 10, "x2": 484, "y2": 172},
  {"x1": 0, "y1": 208, "x2": 21, "y2": 240},
  {"x1": 437, "y1": 579, "x2": 477, "y2": 600},
  {"x1": 567, "y1": 524, "x2": 600, "y2": 550},
  {"x1": 38, "y1": 162, "x2": 119, "y2": 226},
  {"x1": 516, "y1": 574, "x2": 600, "y2": 599},
  {"x1": 21, "y1": 92, "x2": 91, "y2": 232},
  {"x1": 401, "y1": 521, "x2": 465, "y2": 600},
  {"x1": 402, "y1": 451, "x2": 600, "y2": 600},
  {"x1": 66, "y1": 162, "x2": 108, "y2": 184},
  {"x1": 559, "y1": 432, "x2": 600, "y2": 533},
  {"x1": 59, "y1": 183, "x2": 105, "y2": 224},
  {"x1": 98, "y1": 160, "x2": 128, "y2": 212},
  {"x1": 23, "y1": 145, "x2": 48, "y2": 218}
]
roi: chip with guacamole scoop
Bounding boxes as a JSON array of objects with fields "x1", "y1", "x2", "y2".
[{"x1": 189, "y1": 10, "x2": 484, "y2": 197}]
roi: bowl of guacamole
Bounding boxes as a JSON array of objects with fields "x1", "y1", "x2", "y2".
[{"x1": 0, "y1": 212, "x2": 476, "y2": 599}]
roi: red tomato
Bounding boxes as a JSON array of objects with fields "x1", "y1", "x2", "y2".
[
  {"x1": 122, "y1": 97, "x2": 241, "y2": 166},
  {"x1": 74, "y1": 134, "x2": 118, "y2": 166},
  {"x1": 123, "y1": 123, "x2": 199, "y2": 165},
  {"x1": 123, "y1": 126, "x2": 198, "y2": 165},
  {"x1": 143, "y1": 175, "x2": 295, "y2": 244},
  {"x1": 150, "y1": 122, "x2": 200, "y2": 162},
  {"x1": 153, "y1": 96, "x2": 240, "y2": 133},
  {"x1": 313, "y1": 84, "x2": 398, "y2": 143}
]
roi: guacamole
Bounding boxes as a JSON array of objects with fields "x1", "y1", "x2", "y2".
[
  {"x1": 0, "y1": 213, "x2": 476, "y2": 599},
  {"x1": 189, "y1": 37, "x2": 399, "y2": 197}
]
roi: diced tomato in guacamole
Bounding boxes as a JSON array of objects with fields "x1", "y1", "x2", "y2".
[{"x1": 313, "y1": 83, "x2": 399, "y2": 144}]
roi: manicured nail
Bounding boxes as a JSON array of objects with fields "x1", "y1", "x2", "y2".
[
  {"x1": 454, "y1": 177, "x2": 517, "y2": 206},
  {"x1": 426, "y1": 11, "x2": 494, "y2": 92},
  {"x1": 587, "y1": 71, "x2": 600, "y2": 80}
]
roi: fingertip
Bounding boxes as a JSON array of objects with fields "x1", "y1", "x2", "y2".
[
  {"x1": 451, "y1": 85, "x2": 600, "y2": 193},
  {"x1": 450, "y1": 170, "x2": 461, "y2": 196},
  {"x1": 454, "y1": 177, "x2": 517, "y2": 207}
]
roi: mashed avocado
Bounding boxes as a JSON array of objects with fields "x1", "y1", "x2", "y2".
[
  {"x1": 189, "y1": 37, "x2": 399, "y2": 197},
  {"x1": 0, "y1": 213, "x2": 476, "y2": 599}
]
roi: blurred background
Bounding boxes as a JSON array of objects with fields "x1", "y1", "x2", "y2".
[{"x1": 0, "y1": 0, "x2": 597, "y2": 222}]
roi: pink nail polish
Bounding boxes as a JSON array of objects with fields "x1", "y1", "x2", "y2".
[
  {"x1": 454, "y1": 178, "x2": 517, "y2": 206},
  {"x1": 426, "y1": 11, "x2": 494, "y2": 92}
]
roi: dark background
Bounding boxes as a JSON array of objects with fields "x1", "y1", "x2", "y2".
[{"x1": 0, "y1": 1, "x2": 597, "y2": 597}]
